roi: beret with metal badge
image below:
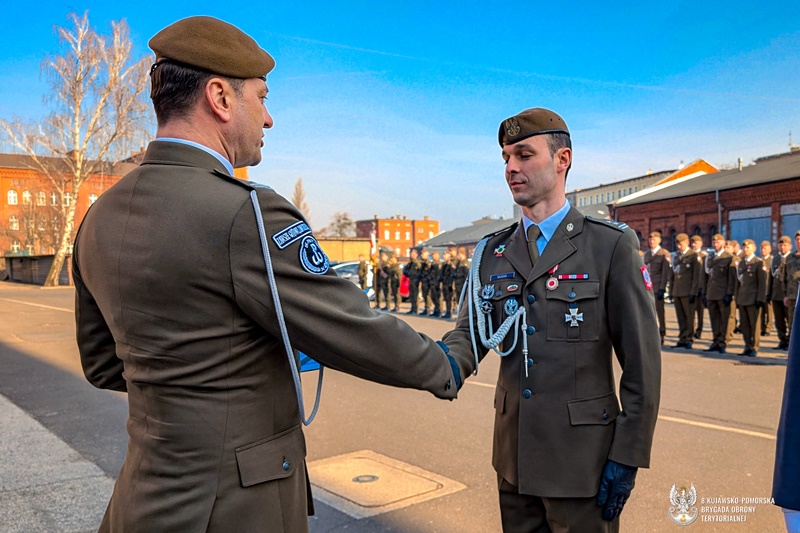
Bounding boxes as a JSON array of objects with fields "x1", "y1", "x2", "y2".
[{"x1": 499, "y1": 107, "x2": 569, "y2": 147}]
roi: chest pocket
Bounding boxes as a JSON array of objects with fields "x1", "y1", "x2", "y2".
[
  {"x1": 545, "y1": 281, "x2": 600, "y2": 342},
  {"x1": 480, "y1": 280, "x2": 523, "y2": 343}
]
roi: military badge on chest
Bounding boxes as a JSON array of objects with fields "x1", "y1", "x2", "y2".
[{"x1": 565, "y1": 302, "x2": 584, "y2": 327}]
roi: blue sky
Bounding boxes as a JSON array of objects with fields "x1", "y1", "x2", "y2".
[{"x1": 1, "y1": 2, "x2": 798, "y2": 230}]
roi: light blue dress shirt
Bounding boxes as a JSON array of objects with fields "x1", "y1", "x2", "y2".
[
  {"x1": 522, "y1": 200, "x2": 571, "y2": 255},
  {"x1": 156, "y1": 137, "x2": 234, "y2": 176}
]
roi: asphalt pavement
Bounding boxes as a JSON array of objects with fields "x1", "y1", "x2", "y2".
[{"x1": 0, "y1": 282, "x2": 791, "y2": 532}]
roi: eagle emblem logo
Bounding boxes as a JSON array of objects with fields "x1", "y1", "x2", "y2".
[
  {"x1": 506, "y1": 117, "x2": 521, "y2": 137},
  {"x1": 668, "y1": 483, "x2": 698, "y2": 526}
]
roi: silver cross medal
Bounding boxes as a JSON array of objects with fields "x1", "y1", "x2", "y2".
[{"x1": 565, "y1": 307, "x2": 583, "y2": 327}]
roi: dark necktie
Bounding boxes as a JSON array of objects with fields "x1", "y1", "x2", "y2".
[{"x1": 527, "y1": 224, "x2": 541, "y2": 265}]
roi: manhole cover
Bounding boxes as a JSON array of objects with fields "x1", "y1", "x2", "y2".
[{"x1": 308, "y1": 450, "x2": 465, "y2": 519}]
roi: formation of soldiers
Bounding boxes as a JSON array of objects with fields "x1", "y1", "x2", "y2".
[
  {"x1": 644, "y1": 230, "x2": 800, "y2": 357},
  {"x1": 365, "y1": 247, "x2": 471, "y2": 318}
]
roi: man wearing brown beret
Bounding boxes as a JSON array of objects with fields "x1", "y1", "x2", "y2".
[
  {"x1": 72, "y1": 16, "x2": 462, "y2": 532},
  {"x1": 643, "y1": 231, "x2": 671, "y2": 345},
  {"x1": 772, "y1": 235, "x2": 793, "y2": 350},
  {"x1": 441, "y1": 108, "x2": 661, "y2": 531}
]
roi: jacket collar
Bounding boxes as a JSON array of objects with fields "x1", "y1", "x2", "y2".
[{"x1": 141, "y1": 140, "x2": 233, "y2": 177}]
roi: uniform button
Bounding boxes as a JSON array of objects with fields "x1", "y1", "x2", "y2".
[
  {"x1": 526, "y1": 326, "x2": 536, "y2": 335},
  {"x1": 527, "y1": 294, "x2": 535, "y2": 304},
  {"x1": 568, "y1": 291, "x2": 576, "y2": 299},
  {"x1": 602, "y1": 411, "x2": 609, "y2": 420},
  {"x1": 527, "y1": 358, "x2": 533, "y2": 368},
  {"x1": 283, "y1": 460, "x2": 291, "y2": 471},
  {"x1": 522, "y1": 389, "x2": 532, "y2": 399}
]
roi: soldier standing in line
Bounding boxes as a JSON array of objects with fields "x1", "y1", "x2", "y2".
[
  {"x1": 454, "y1": 249, "x2": 470, "y2": 311},
  {"x1": 404, "y1": 249, "x2": 422, "y2": 314},
  {"x1": 388, "y1": 255, "x2": 402, "y2": 312},
  {"x1": 782, "y1": 231, "x2": 800, "y2": 340},
  {"x1": 370, "y1": 253, "x2": 381, "y2": 309},
  {"x1": 419, "y1": 249, "x2": 432, "y2": 316},
  {"x1": 725, "y1": 240, "x2": 742, "y2": 343},
  {"x1": 772, "y1": 236, "x2": 793, "y2": 350},
  {"x1": 736, "y1": 239, "x2": 768, "y2": 356},
  {"x1": 441, "y1": 250, "x2": 456, "y2": 319},
  {"x1": 428, "y1": 251, "x2": 443, "y2": 317},
  {"x1": 691, "y1": 235, "x2": 708, "y2": 339},
  {"x1": 670, "y1": 234, "x2": 701, "y2": 349},
  {"x1": 761, "y1": 241, "x2": 774, "y2": 336},
  {"x1": 703, "y1": 234, "x2": 737, "y2": 354},
  {"x1": 643, "y1": 231, "x2": 671, "y2": 345},
  {"x1": 377, "y1": 252, "x2": 390, "y2": 311},
  {"x1": 357, "y1": 254, "x2": 369, "y2": 292}
]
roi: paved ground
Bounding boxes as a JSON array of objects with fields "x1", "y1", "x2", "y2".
[{"x1": 0, "y1": 281, "x2": 791, "y2": 532}]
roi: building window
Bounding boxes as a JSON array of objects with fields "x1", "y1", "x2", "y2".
[
  {"x1": 11, "y1": 240, "x2": 21, "y2": 253},
  {"x1": 405, "y1": 231, "x2": 410, "y2": 240},
  {"x1": 25, "y1": 243, "x2": 34, "y2": 254},
  {"x1": 89, "y1": 193, "x2": 98, "y2": 204},
  {"x1": 51, "y1": 192, "x2": 58, "y2": 206},
  {"x1": 611, "y1": 192, "x2": 615, "y2": 200},
  {"x1": 395, "y1": 231, "x2": 400, "y2": 240},
  {"x1": 384, "y1": 230, "x2": 390, "y2": 240},
  {"x1": 8, "y1": 190, "x2": 18, "y2": 205},
  {"x1": 634, "y1": 186, "x2": 638, "y2": 192},
  {"x1": 22, "y1": 190, "x2": 32, "y2": 205},
  {"x1": 429, "y1": 231, "x2": 434, "y2": 239},
  {"x1": 64, "y1": 193, "x2": 73, "y2": 206},
  {"x1": 36, "y1": 191, "x2": 46, "y2": 206},
  {"x1": 9, "y1": 215, "x2": 19, "y2": 231}
]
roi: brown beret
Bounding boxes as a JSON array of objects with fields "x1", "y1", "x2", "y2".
[
  {"x1": 691, "y1": 235, "x2": 703, "y2": 243},
  {"x1": 649, "y1": 231, "x2": 661, "y2": 239},
  {"x1": 779, "y1": 235, "x2": 791, "y2": 244},
  {"x1": 149, "y1": 16, "x2": 274, "y2": 79},
  {"x1": 712, "y1": 233, "x2": 725, "y2": 241},
  {"x1": 499, "y1": 108, "x2": 569, "y2": 147},
  {"x1": 676, "y1": 233, "x2": 689, "y2": 243}
]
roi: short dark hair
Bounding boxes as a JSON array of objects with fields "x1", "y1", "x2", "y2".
[
  {"x1": 150, "y1": 61, "x2": 245, "y2": 125},
  {"x1": 546, "y1": 132, "x2": 572, "y2": 179}
]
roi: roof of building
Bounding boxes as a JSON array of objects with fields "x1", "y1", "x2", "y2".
[
  {"x1": 421, "y1": 217, "x2": 516, "y2": 247},
  {"x1": 615, "y1": 150, "x2": 800, "y2": 208},
  {"x1": 568, "y1": 169, "x2": 674, "y2": 194},
  {"x1": 0, "y1": 152, "x2": 135, "y2": 176}
]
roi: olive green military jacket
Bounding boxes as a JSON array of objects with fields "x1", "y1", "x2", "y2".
[
  {"x1": 643, "y1": 247, "x2": 670, "y2": 294},
  {"x1": 703, "y1": 251, "x2": 737, "y2": 300},
  {"x1": 73, "y1": 142, "x2": 456, "y2": 532},
  {"x1": 772, "y1": 253, "x2": 790, "y2": 301},
  {"x1": 443, "y1": 209, "x2": 661, "y2": 498},
  {"x1": 735, "y1": 256, "x2": 768, "y2": 306},
  {"x1": 670, "y1": 249, "x2": 701, "y2": 299},
  {"x1": 783, "y1": 252, "x2": 800, "y2": 300}
]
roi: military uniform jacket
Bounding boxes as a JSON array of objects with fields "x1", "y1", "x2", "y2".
[
  {"x1": 735, "y1": 256, "x2": 768, "y2": 306},
  {"x1": 428, "y1": 260, "x2": 442, "y2": 286},
  {"x1": 670, "y1": 250, "x2": 701, "y2": 298},
  {"x1": 442, "y1": 260, "x2": 456, "y2": 287},
  {"x1": 783, "y1": 252, "x2": 800, "y2": 300},
  {"x1": 772, "y1": 254, "x2": 789, "y2": 301},
  {"x1": 704, "y1": 251, "x2": 737, "y2": 300},
  {"x1": 443, "y1": 209, "x2": 661, "y2": 497},
  {"x1": 643, "y1": 247, "x2": 670, "y2": 293},
  {"x1": 73, "y1": 142, "x2": 456, "y2": 532},
  {"x1": 403, "y1": 258, "x2": 422, "y2": 283},
  {"x1": 454, "y1": 260, "x2": 470, "y2": 283}
]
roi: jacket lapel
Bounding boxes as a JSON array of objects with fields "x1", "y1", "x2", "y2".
[
  {"x1": 526, "y1": 208, "x2": 583, "y2": 286},
  {"x1": 501, "y1": 225, "x2": 532, "y2": 279}
]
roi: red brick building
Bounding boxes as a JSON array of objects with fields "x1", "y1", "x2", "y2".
[
  {"x1": 355, "y1": 215, "x2": 440, "y2": 258},
  {"x1": 612, "y1": 150, "x2": 800, "y2": 251}
]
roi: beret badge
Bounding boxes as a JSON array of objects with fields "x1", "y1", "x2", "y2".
[{"x1": 506, "y1": 117, "x2": 521, "y2": 137}]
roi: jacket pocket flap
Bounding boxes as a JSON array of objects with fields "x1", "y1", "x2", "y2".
[
  {"x1": 567, "y1": 392, "x2": 620, "y2": 426},
  {"x1": 546, "y1": 281, "x2": 600, "y2": 302},
  {"x1": 235, "y1": 424, "x2": 306, "y2": 487}
]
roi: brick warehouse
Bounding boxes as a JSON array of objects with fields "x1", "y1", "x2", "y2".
[{"x1": 612, "y1": 150, "x2": 800, "y2": 251}]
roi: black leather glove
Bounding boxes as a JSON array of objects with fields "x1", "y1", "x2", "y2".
[
  {"x1": 596, "y1": 460, "x2": 638, "y2": 521},
  {"x1": 723, "y1": 294, "x2": 732, "y2": 306},
  {"x1": 656, "y1": 289, "x2": 665, "y2": 301},
  {"x1": 689, "y1": 295, "x2": 696, "y2": 304},
  {"x1": 437, "y1": 341, "x2": 462, "y2": 391},
  {"x1": 702, "y1": 295, "x2": 708, "y2": 307}
]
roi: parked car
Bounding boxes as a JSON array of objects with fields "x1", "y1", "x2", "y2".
[{"x1": 331, "y1": 261, "x2": 374, "y2": 301}]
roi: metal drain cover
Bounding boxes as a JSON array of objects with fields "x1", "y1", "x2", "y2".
[{"x1": 308, "y1": 450, "x2": 465, "y2": 519}]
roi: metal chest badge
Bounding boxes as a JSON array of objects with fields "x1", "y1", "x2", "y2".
[
  {"x1": 565, "y1": 302, "x2": 583, "y2": 327},
  {"x1": 504, "y1": 297, "x2": 519, "y2": 316},
  {"x1": 481, "y1": 284, "x2": 495, "y2": 299},
  {"x1": 480, "y1": 300, "x2": 494, "y2": 314},
  {"x1": 546, "y1": 264, "x2": 560, "y2": 291},
  {"x1": 494, "y1": 244, "x2": 506, "y2": 257}
]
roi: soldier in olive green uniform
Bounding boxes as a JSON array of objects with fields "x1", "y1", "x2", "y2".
[
  {"x1": 357, "y1": 254, "x2": 369, "y2": 291},
  {"x1": 388, "y1": 256, "x2": 402, "y2": 312},
  {"x1": 725, "y1": 240, "x2": 742, "y2": 345},
  {"x1": 643, "y1": 231, "x2": 671, "y2": 345},
  {"x1": 441, "y1": 108, "x2": 660, "y2": 532},
  {"x1": 428, "y1": 251, "x2": 443, "y2": 317},
  {"x1": 374, "y1": 252, "x2": 390, "y2": 310},
  {"x1": 760, "y1": 241, "x2": 773, "y2": 336},
  {"x1": 419, "y1": 250, "x2": 432, "y2": 315},
  {"x1": 72, "y1": 17, "x2": 459, "y2": 533},
  {"x1": 441, "y1": 251, "x2": 456, "y2": 319},
  {"x1": 454, "y1": 250, "x2": 470, "y2": 311},
  {"x1": 782, "y1": 231, "x2": 800, "y2": 340},
  {"x1": 670, "y1": 234, "x2": 701, "y2": 348},
  {"x1": 404, "y1": 249, "x2": 423, "y2": 314},
  {"x1": 735, "y1": 239, "x2": 768, "y2": 356},
  {"x1": 772, "y1": 236, "x2": 793, "y2": 350},
  {"x1": 703, "y1": 234, "x2": 737, "y2": 353},
  {"x1": 691, "y1": 236, "x2": 708, "y2": 338}
]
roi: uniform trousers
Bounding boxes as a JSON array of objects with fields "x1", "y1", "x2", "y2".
[
  {"x1": 674, "y1": 297, "x2": 695, "y2": 344},
  {"x1": 378, "y1": 282, "x2": 389, "y2": 308},
  {"x1": 498, "y1": 476, "x2": 618, "y2": 533},
  {"x1": 761, "y1": 298, "x2": 772, "y2": 335},
  {"x1": 430, "y1": 283, "x2": 441, "y2": 314},
  {"x1": 773, "y1": 300, "x2": 789, "y2": 345},
  {"x1": 708, "y1": 299, "x2": 731, "y2": 349},
  {"x1": 454, "y1": 280, "x2": 466, "y2": 311},
  {"x1": 421, "y1": 281, "x2": 431, "y2": 312},
  {"x1": 390, "y1": 280, "x2": 401, "y2": 310},
  {"x1": 408, "y1": 281, "x2": 420, "y2": 312},
  {"x1": 442, "y1": 286, "x2": 454, "y2": 315},
  {"x1": 738, "y1": 304, "x2": 761, "y2": 352},
  {"x1": 726, "y1": 297, "x2": 738, "y2": 345},
  {"x1": 655, "y1": 297, "x2": 666, "y2": 340},
  {"x1": 694, "y1": 296, "x2": 704, "y2": 336}
]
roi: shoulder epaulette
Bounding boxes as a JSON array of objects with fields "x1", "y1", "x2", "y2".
[
  {"x1": 483, "y1": 221, "x2": 518, "y2": 240},
  {"x1": 585, "y1": 216, "x2": 628, "y2": 232},
  {"x1": 211, "y1": 170, "x2": 273, "y2": 192}
]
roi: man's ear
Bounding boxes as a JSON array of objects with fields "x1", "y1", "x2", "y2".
[
  {"x1": 555, "y1": 147, "x2": 572, "y2": 174},
  {"x1": 205, "y1": 78, "x2": 234, "y2": 123}
]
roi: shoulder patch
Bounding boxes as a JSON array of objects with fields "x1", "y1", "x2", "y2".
[
  {"x1": 273, "y1": 220, "x2": 312, "y2": 250},
  {"x1": 299, "y1": 236, "x2": 329, "y2": 274},
  {"x1": 585, "y1": 216, "x2": 628, "y2": 232}
]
